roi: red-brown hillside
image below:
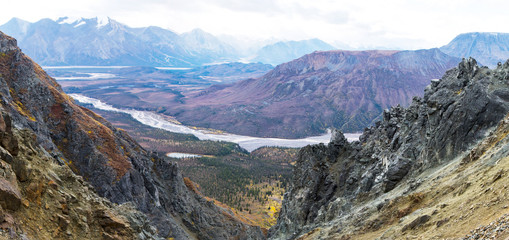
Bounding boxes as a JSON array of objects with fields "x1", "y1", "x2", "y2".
[{"x1": 166, "y1": 49, "x2": 460, "y2": 138}]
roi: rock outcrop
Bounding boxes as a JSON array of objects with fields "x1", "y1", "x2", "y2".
[
  {"x1": 269, "y1": 58, "x2": 509, "y2": 239},
  {"x1": 0, "y1": 110, "x2": 157, "y2": 239},
  {"x1": 0, "y1": 31, "x2": 263, "y2": 239}
]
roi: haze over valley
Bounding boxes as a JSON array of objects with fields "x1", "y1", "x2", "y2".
[{"x1": 3, "y1": 1, "x2": 509, "y2": 239}]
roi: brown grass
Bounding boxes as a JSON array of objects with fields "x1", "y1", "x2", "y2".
[{"x1": 183, "y1": 177, "x2": 199, "y2": 194}]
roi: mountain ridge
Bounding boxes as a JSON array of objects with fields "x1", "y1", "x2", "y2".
[
  {"x1": 0, "y1": 17, "x2": 338, "y2": 68},
  {"x1": 440, "y1": 32, "x2": 509, "y2": 67},
  {"x1": 253, "y1": 38, "x2": 336, "y2": 66},
  {"x1": 0, "y1": 17, "x2": 239, "y2": 67},
  {"x1": 164, "y1": 48, "x2": 460, "y2": 138}
]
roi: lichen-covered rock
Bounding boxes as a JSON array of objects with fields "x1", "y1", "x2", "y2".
[{"x1": 270, "y1": 58, "x2": 509, "y2": 239}]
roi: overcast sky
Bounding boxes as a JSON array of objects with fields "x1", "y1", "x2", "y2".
[{"x1": 2, "y1": 0, "x2": 509, "y2": 49}]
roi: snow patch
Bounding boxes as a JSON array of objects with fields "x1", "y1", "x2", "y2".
[
  {"x1": 74, "y1": 21, "x2": 86, "y2": 28},
  {"x1": 96, "y1": 17, "x2": 110, "y2": 29},
  {"x1": 167, "y1": 153, "x2": 202, "y2": 158},
  {"x1": 53, "y1": 72, "x2": 116, "y2": 81},
  {"x1": 57, "y1": 16, "x2": 82, "y2": 25}
]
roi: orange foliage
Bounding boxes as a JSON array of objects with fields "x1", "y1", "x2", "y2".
[{"x1": 183, "y1": 177, "x2": 199, "y2": 194}]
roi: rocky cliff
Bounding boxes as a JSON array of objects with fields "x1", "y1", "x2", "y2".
[
  {"x1": 0, "y1": 31, "x2": 263, "y2": 239},
  {"x1": 0, "y1": 112, "x2": 157, "y2": 239},
  {"x1": 269, "y1": 58, "x2": 509, "y2": 239},
  {"x1": 169, "y1": 49, "x2": 459, "y2": 138}
]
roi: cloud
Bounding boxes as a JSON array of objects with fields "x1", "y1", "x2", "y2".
[
  {"x1": 205, "y1": 0, "x2": 283, "y2": 15},
  {"x1": 4, "y1": 0, "x2": 509, "y2": 50},
  {"x1": 321, "y1": 11, "x2": 349, "y2": 25},
  {"x1": 284, "y1": 2, "x2": 349, "y2": 25}
]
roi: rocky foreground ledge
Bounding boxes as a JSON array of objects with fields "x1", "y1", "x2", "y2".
[
  {"x1": 0, "y1": 111, "x2": 158, "y2": 239},
  {"x1": 269, "y1": 58, "x2": 509, "y2": 239}
]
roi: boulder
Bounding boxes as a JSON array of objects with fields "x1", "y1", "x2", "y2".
[{"x1": 0, "y1": 177, "x2": 21, "y2": 211}]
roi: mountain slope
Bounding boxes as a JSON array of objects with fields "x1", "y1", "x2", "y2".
[
  {"x1": 0, "y1": 17, "x2": 240, "y2": 67},
  {"x1": 440, "y1": 32, "x2": 509, "y2": 67},
  {"x1": 179, "y1": 28, "x2": 239, "y2": 63},
  {"x1": 269, "y1": 58, "x2": 509, "y2": 239},
  {"x1": 0, "y1": 17, "x2": 30, "y2": 40},
  {"x1": 253, "y1": 39, "x2": 336, "y2": 65},
  {"x1": 167, "y1": 48, "x2": 460, "y2": 138},
  {"x1": 0, "y1": 31, "x2": 263, "y2": 239}
]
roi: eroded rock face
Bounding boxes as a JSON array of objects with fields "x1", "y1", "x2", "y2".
[
  {"x1": 0, "y1": 112, "x2": 21, "y2": 212},
  {"x1": 270, "y1": 58, "x2": 509, "y2": 239},
  {"x1": 0, "y1": 31, "x2": 263, "y2": 239},
  {"x1": 0, "y1": 110, "x2": 157, "y2": 239}
]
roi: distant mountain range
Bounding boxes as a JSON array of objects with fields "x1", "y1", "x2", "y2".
[
  {"x1": 164, "y1": 48, "x2": 460, "y2": 138},
  {"x1": 253, "y1": 39, "x2": 336, "y2": 65},
  {"x1": 0, "y1": 17, "x2": 337, "y2": 67},
  {"x1": 6, "y1": 17, "x2": 509, "y2": 139},
  {"x1": 440, "y1": 32, "x2": 509, "y2": 67},
  {"x1": 3, "y1": 17, "x2": 509, "y2": 69},
  {"x1": 0, "y1": 17, "x2": 238, "y2": 66}
]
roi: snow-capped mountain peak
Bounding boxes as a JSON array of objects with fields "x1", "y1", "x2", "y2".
[
  {"x1": 55, "y1": 16, "x2": 111, "y2": 29},
  {"x1": 0, "y1": 16, "x2": 243, "y2": 67}
]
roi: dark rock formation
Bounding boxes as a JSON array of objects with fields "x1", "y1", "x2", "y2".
[
  {"x1": 0, "y1": 31, "x2": 263, "y2": 239},
  {"x1": 0, "y1": 108, "x2": 157, "y2": 239},
  {"x1": 269, "y1": 57, "x2": 509, "y2": 239}
]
